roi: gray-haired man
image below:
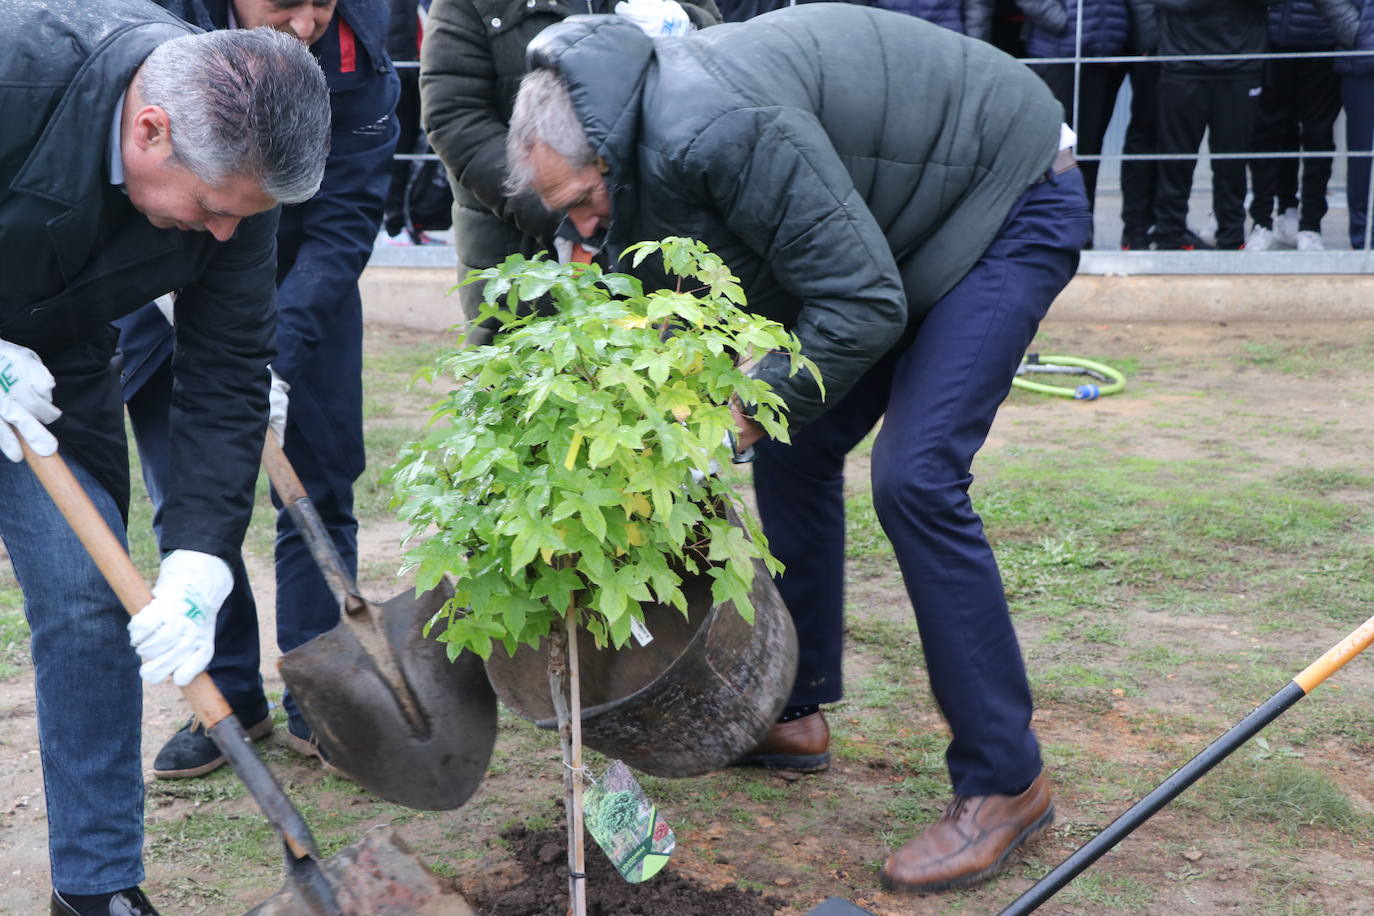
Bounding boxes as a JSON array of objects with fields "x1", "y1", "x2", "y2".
[
  {"x1": 507, "y1": 6, "x2": 1089, "y2": 895},
  {"x1": 0, "y1": 2, "x2": 330, "y2": 913}
]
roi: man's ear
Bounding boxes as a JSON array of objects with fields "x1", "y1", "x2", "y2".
[
  {"x1": 596, "y1": 155, "x2": 609, "y2": 175},
  {"x1": 130, "y1": 105, "x2": 172, "y2": 153}
]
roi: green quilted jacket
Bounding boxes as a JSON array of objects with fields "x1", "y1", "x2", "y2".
[{"x1": 528, "y1": 5, "x2": 1065, "y2": 426}]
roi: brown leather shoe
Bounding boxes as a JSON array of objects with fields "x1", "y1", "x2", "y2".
[
  {"x1": 879, "y1": 772, "x2": 1054, "y2": 893},
  {"x1": 733, "y1": 710, "x2": 830, "y2": 772}
]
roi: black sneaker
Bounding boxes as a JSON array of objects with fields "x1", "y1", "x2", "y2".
[
  {"x1": 1120, "y1": 229, "x2": 1153, "y2": 250},
  {"x1": 51, "y1": 886, "x2": 159, "y2": 915},
  {"x1": 1180, "y1": 229, "x2": 1215, "y2": 250},
  {"x1": 153, "y1": 707, "x2": 274, "y2": 779},
  {"x1": 280, "y1": 714, "x2": 340, "y2": 774}
]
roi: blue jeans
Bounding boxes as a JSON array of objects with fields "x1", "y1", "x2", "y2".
[
  {"x1": 0, "y1": 455, "x2": 144, "y2": 894},
  {"x1": 753, "y1": 167, "x2": 1091, "y2": 797},
  {"x1": 125, "y1": 359, "x2": 358, "y2": 723}
]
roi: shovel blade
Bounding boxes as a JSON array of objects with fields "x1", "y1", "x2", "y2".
[
  {"x1": 280, "y1": 581, "x2": 498, "y2": 811},
  {"x1": 246, "y1": 826, "x2": 475, "y2": 915}
]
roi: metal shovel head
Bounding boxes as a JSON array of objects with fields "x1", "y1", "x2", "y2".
[
  {"x1": 246, "y1": 825, "x2": 476, "y2": 915},
  {"x1": 279, "y1": 580, "x2": 498, "y2": 811}
]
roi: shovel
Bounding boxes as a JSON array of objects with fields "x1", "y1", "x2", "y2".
[
  {"x1": 17, "y1": 435, "x2": 469, "y2": 914},
  {"x1": 261, "y1": 432, "x2": 497, "y2": 811}
]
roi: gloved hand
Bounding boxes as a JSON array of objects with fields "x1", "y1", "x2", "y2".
[
  {"x1": 128, "y1": 549, "x2": 233, "y2": 686},
  {"x1": 615, "y1": 0, "x2": 692, "y2": 36},
  {"x1": 268, "y1": 367, "x2": 290, "y2": 444},
  {"x1": 0, "y1": 338, "x2": 62, "y2": 462}
]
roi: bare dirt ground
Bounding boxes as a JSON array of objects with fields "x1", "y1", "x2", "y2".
[{"x1": 1, "y1": 318, "x2": 1372, "y2": 915}]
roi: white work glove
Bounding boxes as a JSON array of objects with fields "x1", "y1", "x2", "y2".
[
  {"x1": 0, "y1": 339, "x2": 62, "y2": 462},
  {"x1": 268, "y1": 367, "x2": 290, "y2": 444},
  {"x1": 128, "y1": 549, "x2": 233, "y2": 686},
  {"x1": 615, "y1": 0, "x2": 692, "y2": 36}
]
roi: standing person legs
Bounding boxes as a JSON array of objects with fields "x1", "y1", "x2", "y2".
[
  {"x1": 877, "y1": 166, "x2": 1090, "y2": 892},
  {"x1": 1340, "y1": 72, "x2": 1374, "y2": 250},
  {"x1": 1152, "y1": 73, "x2": 1209, "y2": 248},
  {"x1": 1248, "y1": 58, "x2": 1298, "y2": 239},
  {"x1": 0, "y1": 456, "x2": 144, "y2": 897},
  {"x1": 1294, "y1": 56, "x2": 1340, "y2": 237},
  {"x1": 1121, "y1": 61, "x2": 1160, "y2": 248},
  {"x1": 1208, "y1": 78, "x2": 1262, "y2": 250}
]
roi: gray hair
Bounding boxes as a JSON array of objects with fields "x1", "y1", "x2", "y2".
[
  {"x1": 137, "y1": 27, "x2": 330, "y2": 204},
  {"x1": 505, "y1": 69, "x2": 598, "y2": 196}
]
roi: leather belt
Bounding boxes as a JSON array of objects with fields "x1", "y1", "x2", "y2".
[{"x1": 1033, "y1": 147, "x2": 1077, "y2": 184}]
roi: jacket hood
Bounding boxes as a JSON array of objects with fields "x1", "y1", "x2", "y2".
[{"x1": 526, "y1": 14, "x2": 654, "y2": 182}]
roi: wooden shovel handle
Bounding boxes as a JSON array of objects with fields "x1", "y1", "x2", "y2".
[
  {"x1": 260, "y1": 430, "x2": 308, "y2": 504},
  {"x1": 20, "y1": 438, "x2": 232, "y2": 727}
]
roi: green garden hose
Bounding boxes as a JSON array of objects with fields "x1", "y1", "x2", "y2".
[{"x1": 1012, "y1": 353, "x2": 1126, "y2": 400}]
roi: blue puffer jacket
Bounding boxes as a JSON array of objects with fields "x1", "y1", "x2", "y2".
[
  {"x1": 1269, "y1": 0, "x2": 1335, "y2": 49},
  {"x1": 1315, "y1": 0, "x2": 1374, "y2": 73},
  {"x1": 1017, "y1": 0, "x2": 1132, "y2": 56},
  {"x1": 873, "y1": 0, "x2": 994, "y2": 37}
]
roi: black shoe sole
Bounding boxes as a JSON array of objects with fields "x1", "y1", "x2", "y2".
[
  {"x1": 152, "y1": 715, "x2": 275, "y2": 780},
  {"x1": 879, "y1": 804, "x2": 1055, "y2": 894},
  {"x1": 732, "y1": 750, "x2": 831, "y2": 773}
]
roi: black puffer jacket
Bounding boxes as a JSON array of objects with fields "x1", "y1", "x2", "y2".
[
  {"x1": 529, "y1": 7, "x2": 1063, "y2": 427},
  {"x1": 1155, "y1": 0, "x2": 1277, "y2": 77},
  {"x1": 420, "y1": 0, "x2": 720, "y2": 343},
  {"x1": 1315, "y1": 0, "x2": 1374, "y2": 73}
]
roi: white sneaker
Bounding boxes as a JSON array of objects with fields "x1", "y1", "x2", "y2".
[
  {"x1": 1246, "y1": 224, "x2": 1277, "y2": 251},
  {"x1": 1201, "y1": 213, "x2": 1218, "y2": 246},
  {"x1": 1296, "y1": 229, "x2": 1326, "y2": 251},
  {"x1": 1276, "y1": 207, "x2": 1300, "y2": 246}
]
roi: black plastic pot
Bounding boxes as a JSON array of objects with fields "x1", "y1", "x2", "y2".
[{"x1": 484, "y1": 513, "x2": 798, "y2": 778}]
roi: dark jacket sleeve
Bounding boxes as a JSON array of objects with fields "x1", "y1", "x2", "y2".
[
  {"x1": 1128, "y1": 0, "x2": 1158, "y2": 52},
  {"x1": 420, "y1": 0, "x2": 562, "y2": 245},
  {"x1": 160, "y1": 210, "x2": 279, "y2": 562},
  {"x1": 682, "y1": 0, "x2": 724, "y2": 27},
  {"x1": 273, "y1": 63, "x2": 401, "y2": 382},
  {"x1": 963, "y1": 0, "x2": 995, "y2": 40},
  {"x1": 1314, "y1": 0, "x2": 1360, "y2": 46},
  {"x1": 1016, "y1": 0, "x2": 1067, "y2": 34},
  {"x1": 682, "y1": 107, "x2": 909, "y2": 430}
]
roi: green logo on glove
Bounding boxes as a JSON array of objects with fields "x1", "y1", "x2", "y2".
[
  {"x1": 0, "y1": 360, "x2": 17, "y2": 394},
  {"x1": 182, "y1": 596, "x2": 205, "y2": 623}
]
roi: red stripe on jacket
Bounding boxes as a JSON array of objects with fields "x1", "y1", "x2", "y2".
[{"x1": 339, "y1": 18, "x2": 357, "y2": 73}]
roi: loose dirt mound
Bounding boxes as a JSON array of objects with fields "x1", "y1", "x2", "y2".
[{"x1": 466, "y1": 819, "x2": 788, "y2": 916}]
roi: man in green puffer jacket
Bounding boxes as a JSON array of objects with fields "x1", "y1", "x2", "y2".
[
  {"x1": 420, "y1": 0, "x2": 720, "y2": 345},
  {"x1": 506, "y1": 4, "x2": 1091, "y2": 892}
]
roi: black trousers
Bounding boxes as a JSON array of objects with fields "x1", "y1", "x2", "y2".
[
  {"x1": 1031, "y1": 62, "x2": 1129, "y2": 211},
  {"x1": 1120, "y1": 61, "x2": 1160, "y2": 239},
  {"x1": 1248, "y1": 55, "x2": 1341, "y2": 231},
  {"x1": 1154, "y1": 74, "x2": 1262, "y2": 249}
]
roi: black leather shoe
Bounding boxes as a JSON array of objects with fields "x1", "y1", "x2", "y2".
[
  {"x1": 52, "y1": 887, "x2": 160, "y2": 915},
  {"x1": 153, "y1": 706, "x2": 274, "y2": 779}
]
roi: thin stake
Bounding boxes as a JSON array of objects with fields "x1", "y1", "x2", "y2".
[
  {"x1": 546, "y1": 623, "x2": 587, "y2": 916},
  {"x1": 567, "y1": 610, "x2": 588, "y2": 916}
]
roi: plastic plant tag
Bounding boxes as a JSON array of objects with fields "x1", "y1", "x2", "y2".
[
  {"x1": 629, "y1": 616, "x2": 654, "y2": 647},
  {"x1": 584, "y1": 759, "x2": 674, "y2": 883}
]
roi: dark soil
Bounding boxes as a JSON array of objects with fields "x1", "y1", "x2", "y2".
[{"x1": 467, "y1": 818, "x2": 788, "y2": 916}]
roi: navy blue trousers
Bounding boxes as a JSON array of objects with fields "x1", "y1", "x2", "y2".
[
  {"x1": 753, "y1": 168, "x2": 1090, "y2": 797},
  {"x1": 125, "y1": 360, "x2": 358, "y2": 723},
  {"x1": 1342, "y1": 73, "x2": 1374, "y2": 250}
]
